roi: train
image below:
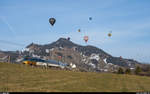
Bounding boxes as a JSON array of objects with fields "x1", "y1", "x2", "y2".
[{"x1": 22, "y1": 56, "x2": 69, "y2": 69}]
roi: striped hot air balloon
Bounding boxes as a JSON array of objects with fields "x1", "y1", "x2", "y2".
[{"x1": 84, "y1": 36, "x2": 89, "y2": 43}]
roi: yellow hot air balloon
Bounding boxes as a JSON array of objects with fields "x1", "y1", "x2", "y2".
[
  {"x1": 108, "y1": 31, "x2": 112, "y2": 37},
  {"x1": 78, "y1": 29, "x2": 81, "y2": 32},
  {"x1": 108, "y1": 33, "x2": 112, "y2": 37}
]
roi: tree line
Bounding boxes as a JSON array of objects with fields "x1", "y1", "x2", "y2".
[{"x1": 117, "y1": 66, "x2": 150, "y2": 76}]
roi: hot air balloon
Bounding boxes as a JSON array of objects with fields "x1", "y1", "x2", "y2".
[
  {"x1": 89, "y1": 17, "x2": 92, "y2": 21},
  {"x1": 108, "y1": 31, "x2": 112, "y2": 37},
  {"x1": 108, "y1": 33, "x2": 112, "y2": 37},
  {"x1": 120, "y1": 56, "x2": 123, "y2": 60},
  {"x1": 58, "y1": 56, "x2": 62, "y2": 59},
  {"x1": 120, "y1": 56, "x2": 122, "y2": 58},
  {"x1": 49, "y1": 18, "x2": 56, "y2": 26},
  {"x1": 84, "y1": 36, "x2": 89, "y2": 43},
  {"x1": 78, "y1": 29, "x2": 81, "y2": 32},
  {"x1": 67, "y1": 37, "x2": 70, "y2": 41}
]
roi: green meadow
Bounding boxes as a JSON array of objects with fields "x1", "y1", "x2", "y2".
[{"x1": 0, "y1": 63, "x2": 150, "y2": 92}]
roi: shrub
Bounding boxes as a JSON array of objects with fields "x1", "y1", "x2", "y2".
[
  {"x1": 117, "y1": 67, "x2": 124, "y2": 74},
  {"x1": 125, "y1": 68, "x2": 131, "y2": 74},
  {"x1": 135, "y1": 66, "x2": 142, "y2": 75}
]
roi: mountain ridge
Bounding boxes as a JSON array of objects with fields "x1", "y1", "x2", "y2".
[{"x1": 0, "y1": 37, "x2": 143, "y2": 72}]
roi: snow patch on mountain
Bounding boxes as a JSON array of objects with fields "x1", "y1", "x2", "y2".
[
  {"x1": 89, "y1": 54, "x2": 100, "y2": 61},
  {"x1": 29, "y1": 50, "x2": 34, "y2": 53},
  {"x1": 108, "y1": 63, "x2": 113, "y2": 65},
  {"x1": 32, "y1": 54, "x2": 41, "y2": 58},
  {"x1": 82, "y1": 58, "x2": 86, "y2": 62},
  {"x1": 70, "y1": 63, "x2": 76, "y2": 68},
  {"x1": 59, "y1": 46, "x2": 64, "y2": 49},
  {"x1": 89, "y1": 63, "x2": 96, "y2": 68},
  {"x1": 103, "y1": 58, "x2": 107, "y2": 64},
  {"x1": 23, "y1": 48, "x2": 29, "y2": 52},
  {"x1": 50, "y1": 48, "x2": 54, "y2": 51},
  {"x1": 45, "y1": 49, "x2": 49, "y2": 53}
]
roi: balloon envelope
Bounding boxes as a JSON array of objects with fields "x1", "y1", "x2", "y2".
[
  {"x1": 120, "y1": 56, "x2": 123, "y2": 60},
  {"x1": 84, "y1": 36, "x2": 89, "y2": 42},
  {"x1": 49, "y1": 18, "x2": 56, "y2": 26},
  {"x1": 108, "y1": 33, "x2": 112, "y2": 37},
  {"x1": 89, "y1": 17, "x2": 92, "y2": 20},
  {"x1": 67, "y1": 37, "x2": 70, "y2": 41},
  {"x1": 58, "y1": 56, "x2": 62, "y2": 59},
  {"x1": 78, "y1": 29, "x2": 81, "y2": 32},
  {"x1": 108, "y1": 31, "x2": 112, "y2": 37}
]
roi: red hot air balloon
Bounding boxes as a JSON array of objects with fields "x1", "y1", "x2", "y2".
[
  {"x1": 120, "y1": 56, "x2": 123, "y2": 60},
  {"x1": 58, "y1": 56, "x2": 62, "y2": 59},
  {"x1": 84, "y1": 36, "x2": 89, "y2": 43}
]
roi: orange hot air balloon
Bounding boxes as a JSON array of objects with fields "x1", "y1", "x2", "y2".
[{"x1": 84, "y1": 36, "x2": 89, "y2": 43}]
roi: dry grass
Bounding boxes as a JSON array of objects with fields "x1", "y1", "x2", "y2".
[{"x1": 0, "y1": 63, "x2": 150, "y2": 92}]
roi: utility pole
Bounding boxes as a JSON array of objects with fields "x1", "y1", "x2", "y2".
[
  {"x1": 49, "y1": 50, "x2": 51, "y2": 60},
  {"x1": 8, "y1": 56, "x2": 11, "y2": 63}
]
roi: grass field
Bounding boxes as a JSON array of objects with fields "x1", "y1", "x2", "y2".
[{"x1": 0, "y1": 63, "x2": 150, "y2": 92}]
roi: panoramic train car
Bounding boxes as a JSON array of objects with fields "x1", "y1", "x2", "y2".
[
  {"x1": 22, "y1": 57, "x2": 38, "y2": 66},
  {"x1": 46, "y1": 59, "x2": 68, "y2": 68},
  {"x1": 22, "y1": 56, "x2": 68, "y2": 68}
]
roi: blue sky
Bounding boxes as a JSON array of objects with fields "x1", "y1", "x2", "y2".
[{"x1": 0, "y1": 0, "x2": 150, "y2": 63}]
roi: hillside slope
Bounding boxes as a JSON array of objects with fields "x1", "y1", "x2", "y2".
[
  {"x1": 0, "y1": 63, "x2": 150, "y2": 92},
  {"x1": 23, "y1": 38, "x2": 140, "y2": 71},
  {"x1": 0, "y1": 38, "x2": 145, "y2": 72}
]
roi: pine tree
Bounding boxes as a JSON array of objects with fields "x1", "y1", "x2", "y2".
[
  {"x1": 118, "y1": 67, "x2": 124, "y2": 74},
  {"x1": 125, "y1": 68, "x2": 131, "y2": 74},
  {"x1": 135, "y1": 66, "x2": 142, "y2": 75}
]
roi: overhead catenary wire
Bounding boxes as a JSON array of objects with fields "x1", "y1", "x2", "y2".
[
  {"x1": 0, "y1": 16, "x2": 16, "y2": 37},
  {"x1": 0, "y1": 40, "x2": 25, "y2": 47}
]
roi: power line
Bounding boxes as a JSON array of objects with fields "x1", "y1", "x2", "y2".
[{"x1": 0, "y1": 40, "x2": 25, "y2": 47}]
